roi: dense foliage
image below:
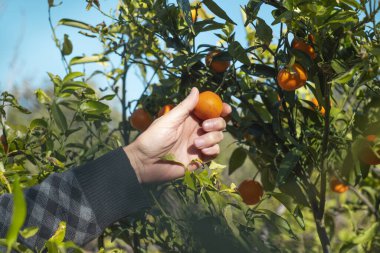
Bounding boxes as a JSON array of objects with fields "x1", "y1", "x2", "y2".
[{"x1": 1, "y1": 0, "x2": 379, "y2": 252}]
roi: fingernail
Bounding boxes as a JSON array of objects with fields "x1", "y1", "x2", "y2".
[
  {"x1": 203, "y1": 121, "x2": 212, "y2": 130},
  {"x1": 194, "y1": 138, "x2": 205, "y2": 148},
  {"x1": 190, "y1": 87, "x2": 197, "y2": 95}
]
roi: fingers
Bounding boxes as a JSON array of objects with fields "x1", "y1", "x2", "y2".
[
  {"x1": 168, "y1": 87, "x2": 199, "y2": 121},
  {"x1": 202, "y1": 117, "x2": 226, "y2": 132},
  {"x1": 220, "y1": 103, "x2": 232, "y2": 118},
  {"x1": 194, "y1": 131, "x2": 223, "y2": 149},
  {"x1": 201, "y1": 144, "x2": 220, "y2": 156}
]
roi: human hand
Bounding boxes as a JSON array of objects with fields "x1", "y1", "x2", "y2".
[{"x1": 124, "y1": 87, "x2": 231, "y2": 183}]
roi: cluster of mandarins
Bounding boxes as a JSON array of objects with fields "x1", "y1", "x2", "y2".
[
  {"x1": 277, "y1": 36, "x2": 328, "y2": 115},
  {"x1": 277, "y1": 35, "x2": 316, "y2": 91}
]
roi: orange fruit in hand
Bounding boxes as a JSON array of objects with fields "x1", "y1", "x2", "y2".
[
  {"x1": 292, "y1": 39, "x2": 316, "y2": 60},
  {"x1": 157, "y1": 104, "x2": 175, "y2": 117},
  {"x1": 237, "y1": 179, "x2": 264, "y2": 205},
  {"x1": 205, "y1": 50, "x2": 230, "y2": 73},
  {"x1": 330, "y1": 177, "x2": 349, "y2": 193},
  {"x1": 277, "y1": 63, "x2": 307, "y2": 91},
  {"x1": 359, "y1": 135, "x2": 380, "y2": 165},
  {"x1": 194, "y1": 91, "x2": 223, "y2": 120},
  {"x1": 191, "y1": 9, "x2": 197, "y2": 23},
  {"x1": 130, "y1": 108, "x2": 153, "y2": 132}
]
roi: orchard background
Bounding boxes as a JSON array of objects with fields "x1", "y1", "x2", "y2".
[{"x1": 1, "y1": 0, "x2": 380, "y2": 252}]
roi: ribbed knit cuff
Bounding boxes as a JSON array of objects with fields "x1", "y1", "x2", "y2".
[{"x1": 73, "y1": 147, "x2": 151, "y2": 229}]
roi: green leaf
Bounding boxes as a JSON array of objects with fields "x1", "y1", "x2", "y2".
[
  {"x1": 261, "y1": 209, "x2": 297, "y2": 239},
  {"x1": 184, "y1": 170, "x2": 196, "y2": 191},
  {"x1": 160, "y1": 153, "x2": 185, "y2": 167},
  {"x1": 49, "y1": 221, "x2": 66, "y2": 243},
  {"x1": 62, "y1": 34, "x2": 73, "y2": 56},
  {"x1": 30, "y1": 118, "x2": 48, "y2": 130},
  {"x1": 177, "y1": 0, "x2": 195, "y2": 34},
  {"x1": 58, "y1": 18, "x2": 95, "y2": 31},
  {"x1": 194, "y1": 20, "x2": 225, "y2": 34},
  {"x1": 63, "y1": 72, "x2": 84, "y2": 83},
  {"x1": 271, "y1": 11, "x2": 294, "y2": 25},
  {"x1": 172, "y1": 54, "x2": 188, "y2": 67},
  {"x1": 6, "y1": 176, "x2": 27, "y2": 252},
  {"x1": 340, "y1": 242, "x2": 356, "y2": 253},
  {"x1": 47, "y1": 157, "x2": 65, "y2": 168},
  {"x1": 47, "y1": 72, "x2": 62, "y2": 87},
  {"x1": 331, "y1": 59, "x2": 347, "y2": 74},
  {"x1": 48, "y1": 0, "x2": 54, "y2": 7},
  {"x1": 35, "y1": 89, "x2": 51, "y2": 104},
  {"x1": 80, "y1": 101, "x2": 109, "y2": 115},
  {"x1": 51, "y1": 102, "x2": 68, "y2": 132},
  {"x1": 99, "y1": 94, "x2": 116, "y2": 101},
  {"x1": 331, "y1": 66, "x2": 357, "y2": 85},
  {"x1": 45, "y1": 241, "x2": 59, "y2": 253},
  {"x1": 276, "y1": 149, "x2": 302, "y2": 185},
  {"x1": 241, "y1": 64, "x2": 276, "y2": 78},
  {"x1": 70, "y1": 55, "x2": 108, "y2": 65},
  {"x1": 223, "y1": 205, "x2": 240, "y2": 237},
  {"x1": 61, "y1": 82, "x2": 89, "y2": 93},
  {"x1": 352, "y1": 222, "x2": 379, "y2": 244},
  {"x1": 340, "y1": 0, "x2": 363, "y2": 10},
  {"x1": 270, "y1": 192, "x2": 305, "y2": 229},
  {"x1": 244, "y1": 0, "x2": 263, "y2": 26},
  {"x1": 323, "y1": 10, "x2": 358, "y2": 26},
  {"x1": 279, "y1": 177, "x2": 309, "y2": 207},
  {"x1": 19, "y1": 226, "x2": 39, "y2": 239},
  {"x1": 229, "y1": 147, "x2": 247, "y2": 174},
  {"x1": 228, "y1": 41, "x2": 250, "y2": 65},
  {"x1": 209, "y1": 160, "x2": 226, "y2": 170},
  {"x1": 255, "y1": 18, "x2": 272, "y2": 45},
  {"x1": 65, "y1": 127, "x2": 82, "y2": 137},
  {"x1": 203, "y1": 0, "x2": 236, "y2": 25}
]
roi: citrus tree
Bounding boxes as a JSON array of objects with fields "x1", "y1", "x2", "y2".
[{"x1": 1, "y1": 0, "x2": 380, "y2": 252}]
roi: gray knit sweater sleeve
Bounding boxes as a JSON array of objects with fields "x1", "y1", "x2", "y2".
[{"x1": 0, "y1": 147, "x2": 150, "y2": 250}]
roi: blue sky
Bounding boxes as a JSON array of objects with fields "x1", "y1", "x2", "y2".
[{"x1": 0, "y1": 0, "x2": 275, "y2": 103}]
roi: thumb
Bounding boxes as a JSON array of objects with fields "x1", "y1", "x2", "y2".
[{"x1": 169, "y1": 87, "x2": 199, "y2": 120}]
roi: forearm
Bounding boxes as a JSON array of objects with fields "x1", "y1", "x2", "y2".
[{"x1": 0, "y1": 147, "x2": 150, "y2": 250}]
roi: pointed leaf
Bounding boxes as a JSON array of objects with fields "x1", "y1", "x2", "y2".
[
  {"x1": 276, "y1": 149, "x2": 302, "y2": 185},
  {"x1": 184, "y1": 170, "x2": 196, "y2": 191},
  {"x1": 70, "y1": 55, "x2": 108, "y2": 65},
  {"x1": 63, "y1": 72, "x2": 84, "y2": 83},
  {"x1": 255, "y1": 18, "x2": 272, "y2": 45},
  {"x1": 58, "y1": 18, "x2": 95, "y2": 31},
  {"x1": 203, "y1": 0, "x2": 236, "y2": 25},
  {"x1": 19, "y1": 227, "x2": 39, "y2": 239},
  {"x1": 228, "y1": 41, "x2": 250, "y2": 65},
  {"x1": 229, "y1": 147, "x2": 247, "y2": 174},
  {"x1": 6, "y1": 176, "x2": 27, "y2": 251},
  {"x1": 51, "y1": 102, "x2": 68, "y2": 132},
  {"x1": 30, "y1": 118, "x2": 48, "y2": 130}
]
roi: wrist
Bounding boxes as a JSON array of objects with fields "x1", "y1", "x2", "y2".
[{"x1": 123, "y1": 143, "x2": 145, "y2": 184}]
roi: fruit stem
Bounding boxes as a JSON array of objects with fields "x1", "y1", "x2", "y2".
[
  {"x1": 252, "y1": 170, "x2": 259, "y2": 180},
  {"x1": 287, "y1": 55, "x2": 296, "y2": 70}
]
